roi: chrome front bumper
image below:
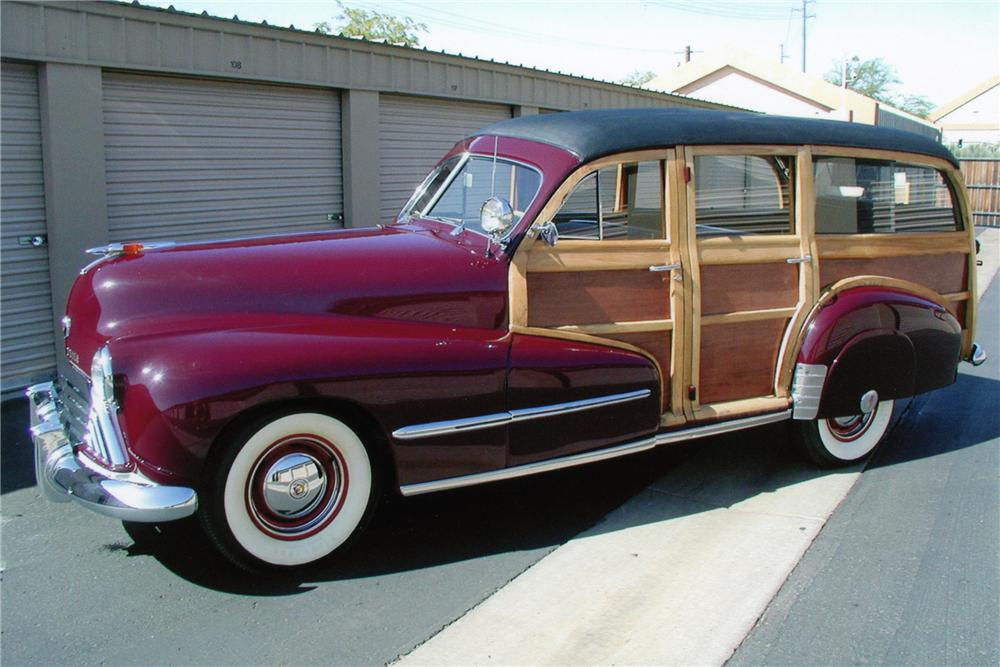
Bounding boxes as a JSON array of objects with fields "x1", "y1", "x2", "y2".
[{"x1": 26, "y1": 381, "x2": 198, "y2": 522}]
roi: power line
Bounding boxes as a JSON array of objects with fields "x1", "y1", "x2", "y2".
[
  {"x1": 647, "y1": 1, "x2": 797, "y2": 21},
  {"x1": 351, "y1": 0, "x2": 678, "y2": 54}
]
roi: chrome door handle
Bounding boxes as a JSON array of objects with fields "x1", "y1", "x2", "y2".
[
  {"x1": 649, "y1": 263, "x2": 682, "y2": 272},
  {"x1": 786, "y1": 255, "x2": 812, "y2": 265}
]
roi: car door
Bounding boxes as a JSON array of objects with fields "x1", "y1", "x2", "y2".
[
  {"x1": 680, "y1": 146, "x2": 815, "y2": 421},
  {"x1": 506, "y1": 151, "x2": 685, "y2": 466}
]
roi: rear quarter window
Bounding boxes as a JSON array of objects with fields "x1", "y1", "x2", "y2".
[{"x1": 814, "y1": 158, "x2": 962, "y2": 234}]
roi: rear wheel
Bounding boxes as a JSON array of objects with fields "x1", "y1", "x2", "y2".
[
  {"x1": 795, "y1": 399, "x2": 894, "y2": 468},
  {"x1": 201, "y1": 411, "x2": 377, "y2": 571}
]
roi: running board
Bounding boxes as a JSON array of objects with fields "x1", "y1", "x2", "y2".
[{"x1": 399, "y1": 409, "x2": 792, "y2": 496}]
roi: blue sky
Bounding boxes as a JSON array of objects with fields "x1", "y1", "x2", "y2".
[{"x1": 142, "y1": 0, "x2": 999, "y2": 108}]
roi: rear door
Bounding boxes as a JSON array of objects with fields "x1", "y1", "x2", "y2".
[{"x1": 682, "y1": 147, "x2": 814, "y2": 421}]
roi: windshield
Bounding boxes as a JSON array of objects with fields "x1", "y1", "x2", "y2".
[{"x1": 402, "y1": 155, "x2": 542, "y2": 237}]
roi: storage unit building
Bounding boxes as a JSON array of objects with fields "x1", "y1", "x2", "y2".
[{"x1": 0, "y1": 0, "x2": 730, "y2": 392}]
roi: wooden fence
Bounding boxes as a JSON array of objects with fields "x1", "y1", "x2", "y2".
[{"x1": 960, "y1": 158, "x2": 1000, "y2": 227}]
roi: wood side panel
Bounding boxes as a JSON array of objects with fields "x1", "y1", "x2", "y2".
[
  {"x1": 819, "y1": 254, "x2": 968, "y2": 295},
  {"x1": 527, "y1": 270, "x2": 670, "y2": 327},
  {"x1": 604, "y1": 331, "x2": 672, "y2": 411},
  {"x1": 816, "y1": 233, "x2": 971, "y2": 259},
  {"x1": 699, "y1": 318, "x2": 788, "y2": 405},
  {"x1": 700, "y1": 263, "x2": 798, "y2": 315},
  {"x1": 528, "y1": 246, "x2": 670, "y2": 272}
]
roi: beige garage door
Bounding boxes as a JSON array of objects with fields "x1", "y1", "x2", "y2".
[
  {"x1": 103, "y1": 73, "x2": 344, "y2": 243},
  {"x1": 379, "y1": 95, "x2": 511, "y2": 224},
  {"x1": 1, "y1": 62, "x2": 56, "y2": 391}
]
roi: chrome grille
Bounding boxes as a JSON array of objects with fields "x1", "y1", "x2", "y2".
[
  {"x1": 57, "y1": 365, "x2": 128, "y2": 468},
  {"x1": 58, "y1": 367, "x2": 91, "y2": 445}
]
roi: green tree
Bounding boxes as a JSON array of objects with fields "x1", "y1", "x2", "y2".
[
  {"x1": 620, "y1": 70, "x2": 657, "y2": 87},
  {"x1": 315, "y1": 2, "x2": 427, "y2": 48},
  {"x1": 824, "y1": 56, "x2": 934, "y2": 118}
]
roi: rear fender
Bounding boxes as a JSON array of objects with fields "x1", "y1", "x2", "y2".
[{"x1": 794, "y1": 285, "x2": 962, "y2": 419}]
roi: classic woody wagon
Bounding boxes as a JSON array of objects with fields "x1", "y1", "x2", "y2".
[{"x1": 28, "y1": 109, "x2": 986, "y2": 569}]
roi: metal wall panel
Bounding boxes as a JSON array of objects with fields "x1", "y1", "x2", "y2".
[
  {"x1": 379, "y1": 95, "x2": 511, "y2": 223},
  {"x1": 0, "y1": 2, "x2": 727, "y2": 115},
  {"x1": 876, "y1": 107, "x2": 942, "y2": 142},
  {"x1": 1, "y1": 62, "x2": 56, "y2": 390},
  {"x1": 104, "y1": 73, "x2": 343, "y2": 242}
]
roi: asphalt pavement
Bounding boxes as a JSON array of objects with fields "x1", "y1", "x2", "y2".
[
  {"x1": 730, "y1": 276, "x2": 1000, "y2": 666},
  {"x1": 1, "y1": 395, "x2": 695, "y2": 666}
]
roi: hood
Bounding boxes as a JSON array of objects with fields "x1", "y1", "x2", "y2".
[{"x1": 64, "y1": 223, "x2": 509, "y2": 370}]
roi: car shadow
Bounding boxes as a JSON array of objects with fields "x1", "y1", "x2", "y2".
[{"x1": 4, "y1": 370, "x2": 997, "y2": 595}]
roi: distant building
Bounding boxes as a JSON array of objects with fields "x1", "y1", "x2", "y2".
[
  {"x1": 648, "y1": 48, "x2": 940, "y2": 140},
  {"x1": 929, "y1": 76, "x2": 1000, "y2": 146}
]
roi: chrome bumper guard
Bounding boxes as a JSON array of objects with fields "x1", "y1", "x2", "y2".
[
  {"x1": 968, "y1": 342, "x2": 987, "y2": 367},
  {"x1": 26, "y1": 381, "x2": 198, "y2": 522}
]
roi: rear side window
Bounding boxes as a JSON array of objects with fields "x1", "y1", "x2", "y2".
[
  {"x1": 814, "y1": 158, "x2": 962, "y2": 234},
  {"x1": 694, "y1": 155, "x2": 795, "y2": 236}
]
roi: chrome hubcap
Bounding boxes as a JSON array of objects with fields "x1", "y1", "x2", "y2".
[
  {"x1": 261, "y1": 453, "x2": 326, "y2": 519},
  {"x1": 829, "y1": 410, "x2": 876, "y2": 442},
  {"x1": 246, "y1": 436, "x2": 347, "y2": 539}
]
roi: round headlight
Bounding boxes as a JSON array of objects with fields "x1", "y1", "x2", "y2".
[
  {"x1": 91, "y1": 346, "x2": 115, "y2": 404},
  {"x1": 480, "y1": 197, "x2": 514, "y2": 238}
]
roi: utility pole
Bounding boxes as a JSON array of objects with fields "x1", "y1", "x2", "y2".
[
  {"x1": 674, "y1": 45, "x2": 701, "y2": 65},
  {"x1": 800, "y1": 0, "x2": 815, "y2": 73},
  {"x1": 780, "y1": 43, "x2": 788, "y2": 65}
]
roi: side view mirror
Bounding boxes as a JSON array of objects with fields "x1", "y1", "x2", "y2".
[
  {"x1": 539, "y1": 220, "x2": 558, "y2": 247},
  {"x1": 480, "y1": 197, "x2": 514, "y2": 239}
]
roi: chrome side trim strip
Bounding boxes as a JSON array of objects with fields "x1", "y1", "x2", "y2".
[
  {"x1": 509, "y1": 389, "x2": 651, "y2": 422},
  {"x1": 791, "y1": 363, "x2": 828, "y2": 420},
  {"x1": 392, "y1": 389, "x2": 652, "y2": 441},
  {"x1": 392, "y1": 412, "x2": 512, "y2": 441},
  {"x1": 399, "y1": 409, "x2": 792, "y2": 496}
]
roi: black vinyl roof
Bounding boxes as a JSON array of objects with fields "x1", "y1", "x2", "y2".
[{"x1": 473, "y1": 108, "x2": 956, "y2": 167}]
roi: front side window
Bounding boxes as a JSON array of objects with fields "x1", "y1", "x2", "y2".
[
  {"x1": 814, "y1": 158, "x2": 961, "y2": 234},
  {"x1": 551, "y1": 161, "x2": 664, "y2": 240},
  {"x1": 420, "y1": 157, "x2": 542, "y2": 237},
  {"x1": 694, "y1": 154, "x2": 795, "y2": 236}
]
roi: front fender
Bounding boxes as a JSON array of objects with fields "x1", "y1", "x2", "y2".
[
  {"x1": 796, "y1": 287, "x2": 962, "y2": 418},
  {"x1": 109, "y1": 314, "x2": 510, "y2": 486}
]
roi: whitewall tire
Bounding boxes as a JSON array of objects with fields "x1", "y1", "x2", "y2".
[
  {"x1": 202, "y1": 412, "x2": 376, "y2": 570},
  {"x1": 796, "y1": 399, "x2": 894, "y2": 468}
]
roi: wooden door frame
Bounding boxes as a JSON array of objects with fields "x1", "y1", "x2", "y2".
[
  {"x1": 680, "y1": 145, "x2": 808, "y2": 421},
  {"x1": 510, "y1": 148, "x2": 687, "y2": 424}
]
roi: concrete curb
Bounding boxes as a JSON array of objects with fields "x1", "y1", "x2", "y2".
[{"x1": 397, "y1": 436, "x2": 865, "y2": 667}]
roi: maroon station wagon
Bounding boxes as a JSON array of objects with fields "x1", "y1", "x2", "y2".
[{"x1": 29, "y1": 109, "x2": 987, "y2": 570}]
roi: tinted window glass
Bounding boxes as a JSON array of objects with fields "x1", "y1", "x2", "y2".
[
  {"x1": 551, "y1": 161, "x2": 664, "y2": 240},
  {"x1": 814, "y1": 158, "x2": 961, "y2": 234},
  {"x1": 694, "y1": 155, "x2": 795, "y2": 236}
]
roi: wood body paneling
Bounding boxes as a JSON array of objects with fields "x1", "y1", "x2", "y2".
[
  {"x1": 699, "y1": 262, "x2": 798, "y2": 316},
  {"x1": 699, "y1": 318, "x2": 788, "y2": 405},
  {"x1": 819, "y1": 253, "x2": 968, "y2": 296},
  {"x1": 527, "y1": 270, "x2": 670, "y2": 327}
]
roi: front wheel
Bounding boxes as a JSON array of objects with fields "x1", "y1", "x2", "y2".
[
  {"x1": 794, "y1": 399, "x2": 894, "y2": 468},
  {"x1": 201, "y1": 412, "x2": 377, "y2": 571}
]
